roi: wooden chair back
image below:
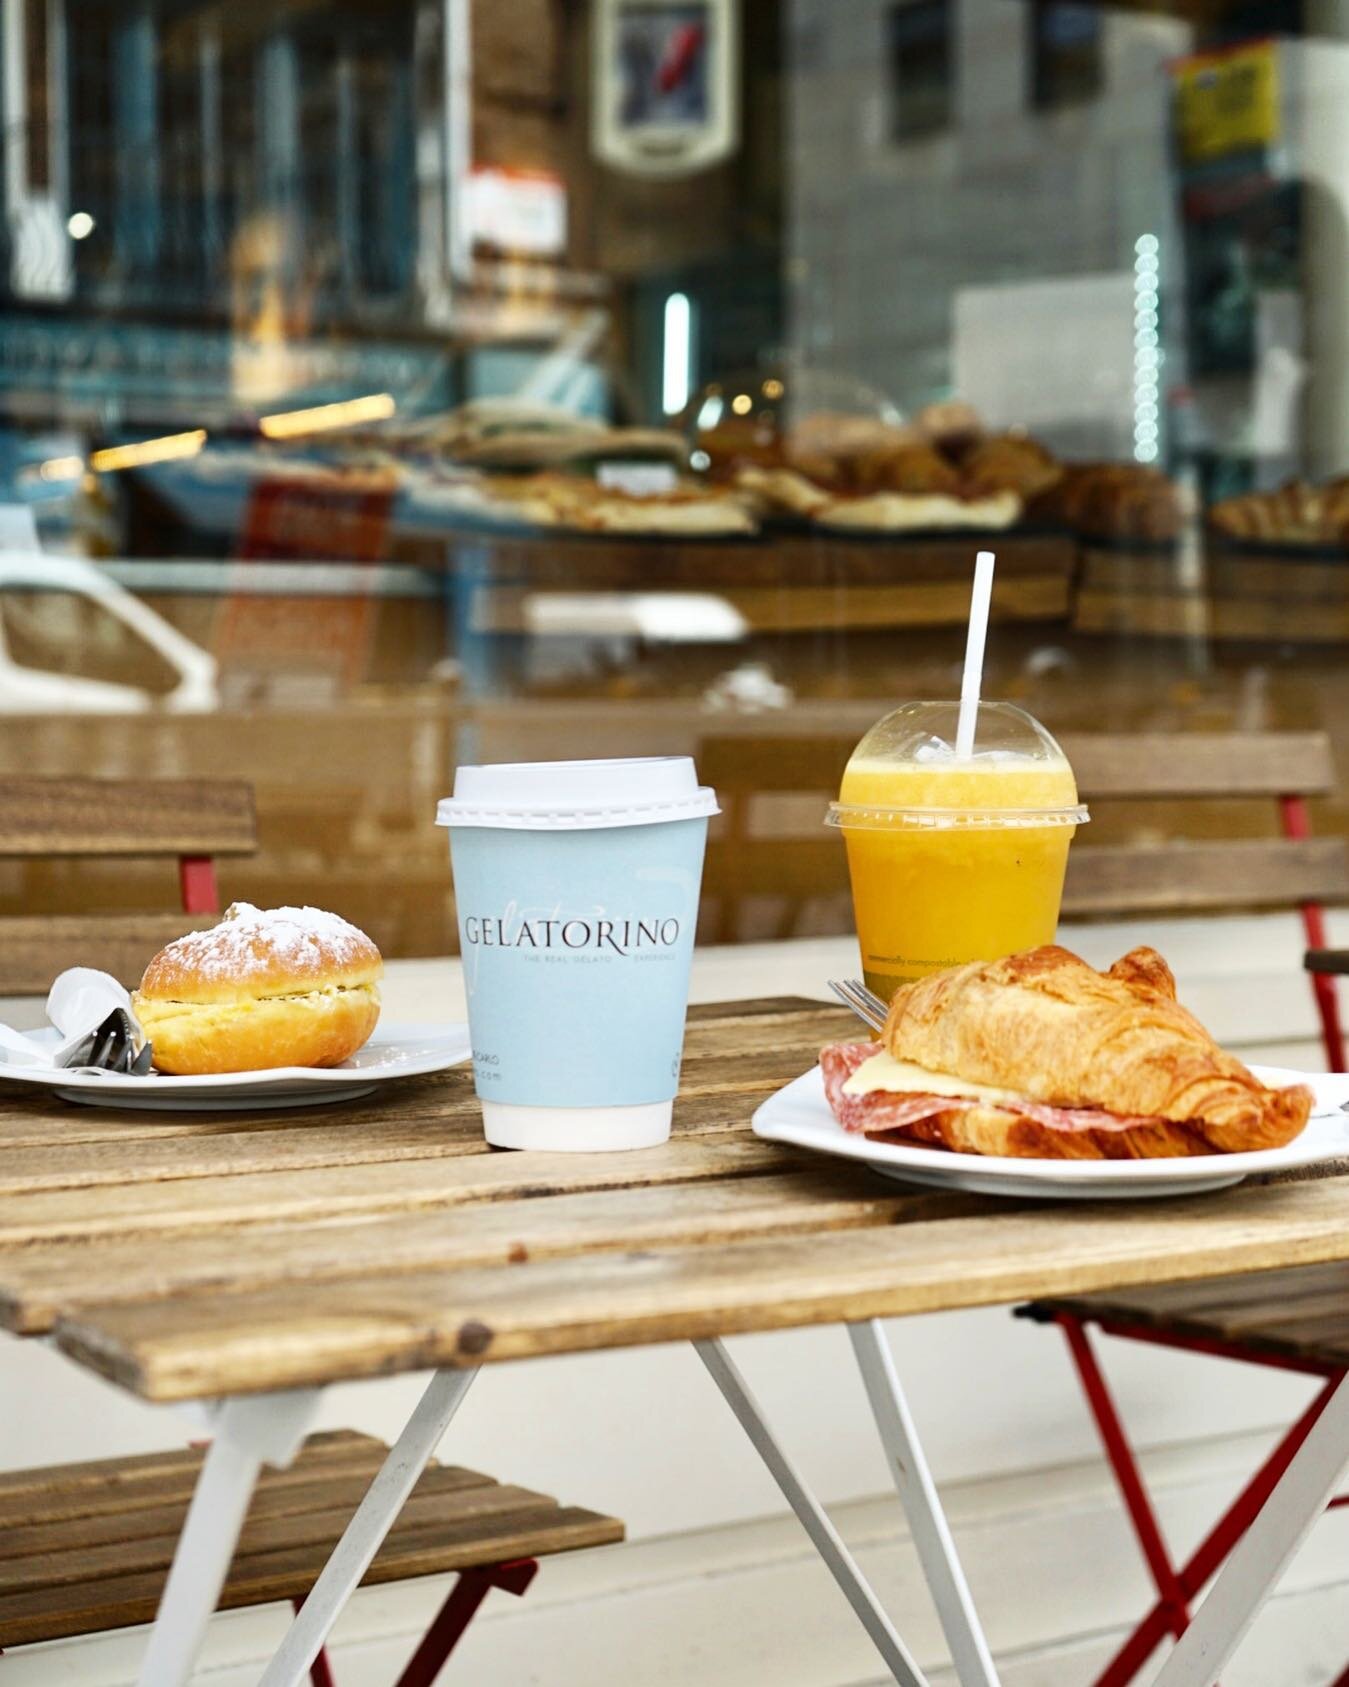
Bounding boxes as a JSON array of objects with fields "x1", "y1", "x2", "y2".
[
  {"x1": 0, "y1": 777, "x2": 257, "y2": 992},
  {"x1": 698, "y1": 728, "x2": 1348, "y2": 936}
]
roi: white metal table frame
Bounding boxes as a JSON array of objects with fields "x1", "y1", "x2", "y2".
[{"x1": 129, "y1": 1327, "x2": 1349, "y2": 1687}]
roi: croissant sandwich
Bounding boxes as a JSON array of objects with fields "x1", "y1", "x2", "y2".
[{"x1": 822, "y1": 946, "x2": 1312, "y2": 1160}]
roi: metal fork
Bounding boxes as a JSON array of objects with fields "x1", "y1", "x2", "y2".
[
  {"x1": 60, "y1": 1008, "x2": 153, "y2": 1076},
  {"x1": 828, "y1": 978, "x2": 888, "y2": 1034}
]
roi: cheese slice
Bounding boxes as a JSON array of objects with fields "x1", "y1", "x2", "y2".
[{"x1": 841, "y1": 1049, "x2": 1021, "y2": 1106}]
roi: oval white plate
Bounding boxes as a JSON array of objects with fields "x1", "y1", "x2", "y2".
[
  {"x1": 0, "y1": 1022, "x2": 472, "y2": 1111},
  {"x1": 752, "y1": 1063, "x2": 1349, "y2": 1200}
]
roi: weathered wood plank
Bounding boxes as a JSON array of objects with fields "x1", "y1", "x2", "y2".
[
  {"x1": 0, "y1": 1464, "x2": 496, "y2": 1562},
  {"x1": 0, "y1": 1478, "x2": 562, "y2": 1594},
  {"x1": 0, "y1": 1137, "x2": 787, "y2": 1248},
  {"x1": 1063, "y1": 838, "x2": 1349, "y2": 916},
  {"x1": 0, "y1": 1506, "x2": 622, "y2": 1647},
  {"x1": 0, "y1": 914, "x2": 218, "y2": 994},
  {"x1": 0, "y1": 1416, "x2": 622, "y2": 1648},
  {"x1": 53, "y1": 1176, "x2": 1349, "y2": 1400},
  {"x1": 0, "y1": 1075, "x2": 473, "y2": 1152},
  {"x1": 0, "y1": 778, "x2": 257, "y2": 856},
  {"x1": 0, "y1": 998, "x2": 849, "y2": 1160},
  {"x1": 1037, "y1": 1259, "x2": 1349, "y2": 1366},
  {"x1": 698, "y1": 733, "x2": 1336, "y2": 801},
  {"x1": 1064, "y1": 732, "x2": 1337, "y2": 798},
  {"x1": 0, "y1": 1171, "x2": 974, "y2": 1334},
  {"x1": 0, "y1": 1429, "x2": 380, "y2": 1512}
]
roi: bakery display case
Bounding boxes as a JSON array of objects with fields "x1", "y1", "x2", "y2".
[{"x1": 3, "y1": 0, "x2": 1349, "y2": 954}]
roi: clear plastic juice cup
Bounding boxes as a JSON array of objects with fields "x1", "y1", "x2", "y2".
[{"x1": 827, "y1": 702, "x2": 1088, "y2": 1005}]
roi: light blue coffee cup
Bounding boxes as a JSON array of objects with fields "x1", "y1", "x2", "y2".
[{"x1": 437, "y1": 757, "x2": 718, "y2": 1150}]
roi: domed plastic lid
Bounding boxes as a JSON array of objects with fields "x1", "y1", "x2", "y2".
[
  {"x1": 827, "y1": 701, "x2": 1089, "y2": 832},
  {"x1": 437, "y1": 756, "x2": 719, "y2": 831}
]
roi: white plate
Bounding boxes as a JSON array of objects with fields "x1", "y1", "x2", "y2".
[
  {"x1": 752, "y1": 1063, "x2": 1349, "y2": 1199},
  {"x1": 0, "y1": 1022, "x2": 473, "y2": 1111}
]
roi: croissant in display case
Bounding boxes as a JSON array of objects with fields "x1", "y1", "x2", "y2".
[
  {"x1": 1027, "y1": 462, "x2": 1183, "y2": 543},
  {"x1": 1208, "y1": 477, "x2": 1349, "y2": 548}
]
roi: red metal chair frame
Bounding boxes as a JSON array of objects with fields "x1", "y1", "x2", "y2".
[
  {"x1": 178, "y1": 853, "x2": 221, "y2": 915},
  {"x1": 1016, "y1": 1309, "x2": 1349, "y2": 1687},
  {"x1": 1282, "y1": 793, "x2": 1346, "y2": 1073},
  {"x1": 292, "y1": 1557, "x2": 539, "y2": 1687},
  {"x1": 1015, "y1": 790, "x2": 1347, "y2": 1685}
]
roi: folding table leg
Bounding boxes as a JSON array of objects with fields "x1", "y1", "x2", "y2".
[
  {"x1": 1151, "y1": 1372, "x2": 1349, "y2": 1687},
  {"x1": 257, "y1": 1366, "x2": 479, "y2": 1687},
  {"x1": 849, "y1": 1321, "x2": 1000, "y2": 1687},
  {"x1": 695, "y1": 1337, "x2": 934, "y2": 1687},
  {"x1": 136, "y1": 1387, "x2": 323, "y2": 1687}
]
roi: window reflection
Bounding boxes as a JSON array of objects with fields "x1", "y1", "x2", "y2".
[{"x1": 0, "y1": 1, "x2": 1347, "y2": 957}]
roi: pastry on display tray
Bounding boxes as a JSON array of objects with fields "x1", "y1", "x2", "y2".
[
  {"x1": 1208, "y1": 478, "x2": 1349, "y2": 550},
  {"x1": 420, "y1": 469, "x2": 758, "y2": 536},
  {"x1": 960, "y1": 434, "x2": 1062, "y2": 501},
  {"x1": 733, "y1": 464, "x2": 1021, "y2": 532},
  {"x1": 339, "y1": 400, "x2": 687, "y2": 474},
  {"x1": 1026, "y1": 462, "x2": 1183, "y2": 544}
]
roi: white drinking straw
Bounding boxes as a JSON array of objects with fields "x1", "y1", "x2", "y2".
[{"x1": 955, "y1": 550, "x2": 996, "y2": 759}]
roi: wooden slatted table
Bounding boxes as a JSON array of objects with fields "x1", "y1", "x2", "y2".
[{"x1": 3, "y1": 995, "x2": 1349, "y2": 1687}]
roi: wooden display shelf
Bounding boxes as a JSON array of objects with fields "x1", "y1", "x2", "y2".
[
  {"x1": 1075, "y1": 541, "x2": 1349, "y2": 644},
  {"x1": 454, "y1": 528, "x2": 1077, "y2": 635}
]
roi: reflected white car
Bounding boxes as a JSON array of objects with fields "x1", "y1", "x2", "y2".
[{"x1": 0, "y1": 552, "x2": 218, "y2": 713}]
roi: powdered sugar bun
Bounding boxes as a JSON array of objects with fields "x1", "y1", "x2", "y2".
[
  {"x1": 133, "y1": 904, "x2": 383, "y2": 1075},
  {"x1": 138, "y1": 903, "x2": 382, "y2": 1007}
]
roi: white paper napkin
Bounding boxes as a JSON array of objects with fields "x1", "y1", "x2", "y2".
[{"x1": 0, "y1": 969, "x2": 143, "y2": 1068}]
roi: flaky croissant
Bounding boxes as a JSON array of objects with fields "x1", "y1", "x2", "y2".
[{"x1": 881, "y1": 945, "x2": 1311, "y2": 1153}]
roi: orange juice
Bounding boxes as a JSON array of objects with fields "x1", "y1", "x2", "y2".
[{"x1": 829, "y1": 703, "x2": 1085, "y2": 1003}]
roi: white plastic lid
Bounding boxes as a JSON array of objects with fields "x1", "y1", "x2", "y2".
[
  {"x1": 827, "y1": 701, "x2": 1088, "y2": 832},
  {"x1": 437, "y1": 755, "x2": 720, "y2": 831}
]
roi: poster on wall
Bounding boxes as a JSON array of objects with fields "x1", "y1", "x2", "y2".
[{"x1": 592, "y1": 0, "x2": 740, "y2": 176}]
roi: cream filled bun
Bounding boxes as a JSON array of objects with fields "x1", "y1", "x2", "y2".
[{"x1": 133, "y1": 903, "x2": 383, "y2": 1075}]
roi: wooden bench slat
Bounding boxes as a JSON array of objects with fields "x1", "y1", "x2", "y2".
[
  {"x1": 0, "y1": 914, "x2": 217, "y2": 994},
  {"x1": 0, "y1": 1506, "x2": 622, "y2": 1648},
  {"x1": 1063, "y1": 838, "x2": 1349, "y2": 916},
  {"x1": 0, "y1": 1461, "x2": 493, "y2": 1550},
  {"x1": 52, "y1": 1175, "x2": 1349, "y2": 1401},
  {"x1": 699, "y1": 735, "x2": 853, "y2": 794},
  {"x1": 697, "y1": 732, "x2": 1338, "y2": 801},
  {"x1": 0, "y1": 1171, "x2": 967, "y2": 1336},
  {"x1": 0, "y1": 1429, "x2": 377, "y2": 1511},
  {"x1": 0, "y1": 1477, "x2": 562, "y2": 1595},
  {"x1": 1063, "y1": 732, "x2": 1337, "y2": 798},
  {"x1": 1033, "y1": 1261, "x2": 1349, "y2": 1368},
  {"x1": 0, "y1": 778, "x2": 257, "y2": 857},
  {"x1": 697, "y1": 731, "x2": 1347, "y2": 940},
  {"x1": 0, "y1": 1427, "x2": 621, "y2": 1648}
]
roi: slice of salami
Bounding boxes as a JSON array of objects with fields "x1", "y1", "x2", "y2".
[
  {"x1": 819, "y1": 1043, "x2": 974, "y2": 1137},
  {"x1": 817, "y1": 1042, "x2": 1208, "y2": 1158}
]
